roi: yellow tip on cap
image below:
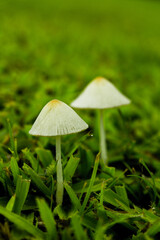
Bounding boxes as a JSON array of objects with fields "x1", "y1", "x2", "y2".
[
  {"x1": 48, "y1": 99, "x2": 61, "y2": 106},
  {"x1": 94, "y1": 76, "x2": 104, "y2": 82}
]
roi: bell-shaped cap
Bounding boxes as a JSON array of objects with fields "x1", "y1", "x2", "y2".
[
  {"x1": 29, "y1": 99, "x2": 88, "y2": 136},
  {"x1": 71, "y1": 77, "x2": 131, "y2": 109}
]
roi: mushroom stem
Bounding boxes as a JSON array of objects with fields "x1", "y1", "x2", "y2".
[
  {"x1": 99, "y1": 109, "x2": 107, "y2": 164},
  {"x1": 56, "y1": 135, "x2": 63, "y2": 205}
]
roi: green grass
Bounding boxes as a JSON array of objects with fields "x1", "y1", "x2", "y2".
[{"x1": 0, "y1": 0, "x2": 160, "y2": 239}]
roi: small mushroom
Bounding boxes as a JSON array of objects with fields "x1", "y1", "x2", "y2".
[
  {"x1": 29, "y1": 99, "x2": 88, "y2": 205},
  {"x1": 71, "y1": 77, "x2": 131, "y2": 165}
]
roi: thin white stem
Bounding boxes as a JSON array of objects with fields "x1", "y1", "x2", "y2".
[
  {"x1": 56, "y1": 136, "x2": 63, "y2": 205},
  {"x1": 100, "y1": 109, "x2": 107, "y2": 164}
]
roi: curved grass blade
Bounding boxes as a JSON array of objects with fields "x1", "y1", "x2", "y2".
[
  {"x1": 80, "y1": 153, "x2": 100, "y2": 214},
  {"x1": 64, "y1": 181, "x2": 81, "y2": 210},
  {"x1": 0, "y1": 206, "x2": 45, "y2": 239},
  {"x1": 37, "y1": 198, "x2": 57, "y2": 240},
  {"x1": 23, "y1": 163, "x2": 51, "y2": 198}
]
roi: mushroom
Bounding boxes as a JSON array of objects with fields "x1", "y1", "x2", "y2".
[
  {"x1": 71, "y1": 77, "x2": 131, "y2": 165},
  {"x1": 29, "y1": 99, "x2": 88, "y2": 205}
]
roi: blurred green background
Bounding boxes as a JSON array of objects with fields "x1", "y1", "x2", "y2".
[{"x1": 0, "y1": 0, "x2": 160, "y2": 157}]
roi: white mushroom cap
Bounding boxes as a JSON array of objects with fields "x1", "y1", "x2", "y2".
[
  {"x1": 29, "y1": 99, "x2": 88, "y2": 136},
  {"x1": 71, "y1": 77, "x2": 131, "y2": 109}
]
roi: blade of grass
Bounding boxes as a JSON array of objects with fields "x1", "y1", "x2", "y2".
[
  {"x1": 22, "y1": 148, "x2": 38, "y2": 172},
  {"x1": 7, "y1": 119, "x2": 18, "y2": 159},
  {"x1": 10, "y1": 157, "x2": 20, "y2": 185},
  {"x1": 73, "y1": 180, "x2": 103, "y2": 193},
  {"x1": 142, "y1": 209, "x2": 159, "y2": 223},
  {"x1": 140, "y1": 158, "x2": 159, "y2": 201},
  {"x1": 103, "y1": 189, "x2": 132, "y2": 212},
  {"x1": 71, "y1": 214, "x2": 89, "y2": 240},
  {"x1": 37, "y1": 198, "x2": 57, "y2": 240},
  {"x1": 80, "y1": 153, "x2": 100, "y2": 215},
  {"x1": 78, "y1": 181, "x2": 87, "y2": 204},
  {"x1": 36, "y1": 148, "x2": 53, "y2": 168},
  {"x1": 94, "y1": 220, "x2": 108, "y2": 240},
  {"x1": 23, "y1": 163, "x2": 51, "y2": 198},
  {"x1": 0, "y1": 146, "x2": 7, "y2": 161},
  {"x1": 107, "y1": 169, "x2": 128, "y2": 189},
  {"x1": 100, "y1": 181, "x2": 105, "y2": 206},
  {"x1": 66, "y1": 132, "x2": 90, "y2": 158},
  {"x1": 146, "y1": 220, "x2": 160, "y2": 236},
  {"x1": 81, "y1": 212, "x2": 97, "y2": 231},
  {"x1": 13, "y1": 175, "x2": 31, "y2": 215},
  {"x1": 54, "y1": 205, "x2": 76, "y2": 220},
  {"x1": 6, "y1": 195, "x2": 16, "y2": 211},
  {"x1": 64, "y1": 155, "x2": 80, "y2": 181},
  {"x1": 115, "y1": 185, "x2": 129, "y2": 207},
  {"x1": 64, "y1": 181, "x2": 81, "y2": 209},
  {"x1": 102, "y1": 165, "x2": 115, "y2": 178},
  {"x1": 0, "y1": 206, "x2": 45, "y2": 239}
]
